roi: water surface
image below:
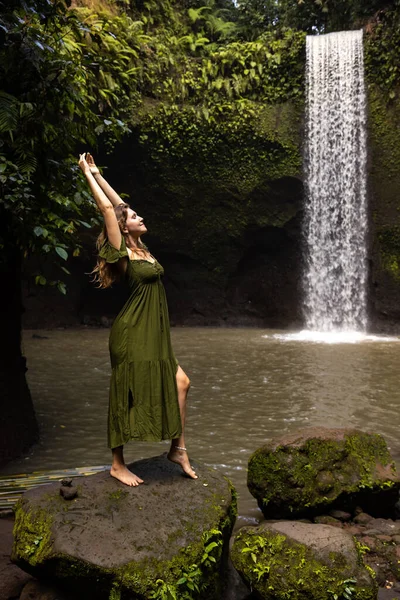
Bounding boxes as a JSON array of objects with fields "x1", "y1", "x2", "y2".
[{"x1": 3, "y1": 327, "x2": 400, "y2": 525}]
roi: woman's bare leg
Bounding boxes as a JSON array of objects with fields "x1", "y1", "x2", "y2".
[
  {"x1": 168, "y1": 366, "x2": 198, "y2": 479},
  {"x1": 110, "y1": 445, "x2": 144, "y2": 486}
]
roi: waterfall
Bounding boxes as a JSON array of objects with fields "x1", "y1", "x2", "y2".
[{"x1": 303, "y1": 30, "x2": 368, "y2": 332}]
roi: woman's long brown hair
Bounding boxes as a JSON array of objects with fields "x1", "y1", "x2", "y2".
[{"x1": 91, "y1": 203, "x2": 147, "y2": 288}]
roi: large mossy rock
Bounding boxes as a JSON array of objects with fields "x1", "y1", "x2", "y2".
[
  {"x1": 247, "y1": 427, "x2": 400, "y2": 519},
  {"x1": 12, "y1": 454, "x2": 237, "y2": 600},
  {"x1": 231, "y1": 521, "x2": 378, "y2": 600}
]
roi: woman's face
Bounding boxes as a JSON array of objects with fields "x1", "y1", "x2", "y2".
[{"x1": 124, "y1": 208, "x2": 147, "y2": 236}]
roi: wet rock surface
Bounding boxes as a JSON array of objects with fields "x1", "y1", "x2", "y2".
[
  {"x1": 11, "y1": 455, "x2": 237, "y2": 600},
  {"x1": 0, "y1": 518, "x2": 32, "y2": 600},
  {"x1": 247, "y1": 427, "x2": 400, "y2": 520}
]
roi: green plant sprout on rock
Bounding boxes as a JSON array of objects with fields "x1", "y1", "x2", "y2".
[{"x1": 231, "y1": 524, "x2": 377, "y2": 600}]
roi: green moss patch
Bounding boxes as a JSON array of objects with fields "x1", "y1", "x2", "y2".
[
  {"x1": 12, "y1": 500, "x2": 54, "y2": 567},
  {"x1": 231, "y1": 525, "x2": 377, "y2": 600},
  {"x1": 247, "y1": 428, "x2": 399, "y2": 519}
]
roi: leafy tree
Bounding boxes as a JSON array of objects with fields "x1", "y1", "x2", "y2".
[
  {"x1": 0, "y1": 0, "x2": 143, "y2": 462},
  {"x1": 235, "y1": 0, "x2": 400, "y2": 36}
]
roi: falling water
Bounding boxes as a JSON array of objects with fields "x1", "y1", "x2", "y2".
[{"x1": 303, "y1": 30, "x2": 368, "y2": 332}]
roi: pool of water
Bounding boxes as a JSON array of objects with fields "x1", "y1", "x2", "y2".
[{"x1": 3, "y1": 327, "x2": 400, "y2": 526}]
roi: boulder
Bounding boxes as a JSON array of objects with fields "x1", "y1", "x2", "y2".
[
  {"x1": 231, "y1": 520, "x2": 378, "y2": 600},
  {"x1": 12, "y1": 454, "x2": 237, "y2": 600},
  {"x1": 247, "y1": 427, "x2": 400, "y2": 519},
  {"x1": 0, "y1": 517, "x2": 33, "y2": 600}
]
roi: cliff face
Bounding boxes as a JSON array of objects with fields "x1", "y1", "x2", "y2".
[
  {"x1": 367, "y1": 86, "x2": 400, "y2": 331},
  {"x1": 23, "y1": 102, "x2": 306, "y2": 328},
  {"x1": 110, "y1": 101, "x2": 305, "y2": 327},
  {"x1": 22, "y1": 16, "x2": 400, "y2": 331}
]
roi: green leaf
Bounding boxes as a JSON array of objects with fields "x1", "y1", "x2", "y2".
[
  {"x1": 55, "y1": 247, "x2": 68, "y2": 260},
  {"x1": 204, "y1": 542, "x2": 218, "y2": 552},
  {"x1": 34, "y1": 226, "x2": 46, "y2": 237},
  {"x1": 57, "y1": 282, "x2": 67, "y2": 294},
  {"x1": 35, "y1": 275, "x2": 47, "y2": 285},
  {"x1": 0, "y1": 91, "x2": 19, "y2": 133}
]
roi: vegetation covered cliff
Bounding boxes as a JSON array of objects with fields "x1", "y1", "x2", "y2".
[{"x1": 5, "y1": 0, "x2": 398, "y2": 329}]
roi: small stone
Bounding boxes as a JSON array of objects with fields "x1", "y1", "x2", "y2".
[
  {"x1": 370, "y1": 518, "x2": 400, "y2": 536},
  {"x1": 345, "y1": 525, "x2": 365, "y2": 535},
  {"x1": 391, "y1": 535, "x2": 400, "y2": 544},
  {"x1": 298, "y1": 519, "x2": 313, "y2": 523},
  {"x1": 354, "y1": 512, "x2": 373, "y2": 525},
  {"x1": 364, "y1": 529, "x2": 383, "y2": 536},
  {"x1": 329, "y1": 509, "x2": 352, "y2": 522},
  {"x1": 60, "y1": 486, "x2": 78, "y2": 500},
  {"x1": 359, "y1": 536, "x2": 377, "y2": 552},
  {"x1": 314, "y1": 515, "x2": 342, "y2": 527}
]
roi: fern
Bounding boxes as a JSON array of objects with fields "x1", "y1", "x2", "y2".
[{"x1": 0, "y1": 91, "x2": 19, "y2": 133}]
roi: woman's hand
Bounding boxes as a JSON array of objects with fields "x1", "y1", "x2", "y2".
[
  {"x1": 87, "y1": 153, "x2": 100, "y2": 176},
  {"x1": 78, "y1": 152, "x2": 91, "y2": 175}
]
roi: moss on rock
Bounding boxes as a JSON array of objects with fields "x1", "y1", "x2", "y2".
[
  {"x1": 247, "y1": 428, "x2": 400, "y2": 520},
  {"x1": 12, "y1": 455, "x2": 237, "y2": 600},
  {"x1": 231, "y1": 522, "x2": 378, "y2": 600},
  {"x1": 11, "y1": 503, "x2": 54, "y2": 568}
]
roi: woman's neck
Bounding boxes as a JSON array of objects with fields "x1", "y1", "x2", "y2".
[{"x1": 125, "y1": 233, "x2": 141, "y2": 249}]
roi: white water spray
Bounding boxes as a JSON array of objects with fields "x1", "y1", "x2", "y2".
[{"x1": 303, "y1": 30, "x2": 368, "y2": 333}]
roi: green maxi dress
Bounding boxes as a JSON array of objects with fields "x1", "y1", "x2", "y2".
[{"x1": 98, "y1": 237, "x2": 182, "y2": 449}]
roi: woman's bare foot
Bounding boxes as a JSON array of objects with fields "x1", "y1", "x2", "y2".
[
  {"x1": 110, "y1": 465, "x2": 144, "y2": 487},
  {"x1": 167, "y1": 447, "x2": 198, "y2": 479}
]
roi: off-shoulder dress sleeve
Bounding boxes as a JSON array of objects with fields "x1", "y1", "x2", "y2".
[{"x1": 98, "y1": 237, "x2": 129, "y2": 263}]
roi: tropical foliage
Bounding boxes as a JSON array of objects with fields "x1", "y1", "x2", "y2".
[
  {"x1": 0, "y1": 0, "x2": 142, "y2": 287},
  {"x1": 235, "y1": 0, "x2": 400, "y2": 36},
  {"x1": 0, "y1": 0, "x2": 399, "y2": 286}
]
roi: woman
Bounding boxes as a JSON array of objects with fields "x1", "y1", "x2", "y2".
[{"x1": 78, "y1": 152, "x2": 197, "y2": 486}]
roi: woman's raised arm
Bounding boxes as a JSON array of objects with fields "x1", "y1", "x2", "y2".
[
  {"x1": 79, "y1": 153, "x2": 122, "y2": 250},
  {"x1": 86, "y1": 153, "x2": 125, "y2": 208}
]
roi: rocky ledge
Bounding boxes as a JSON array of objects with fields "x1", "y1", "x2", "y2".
[
  {"x1": 238, "y1": 427, "x2": 400, "y2": 600},
  {"x1": 11, "y1": 454, "x2": 237, "y2": 600}
]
